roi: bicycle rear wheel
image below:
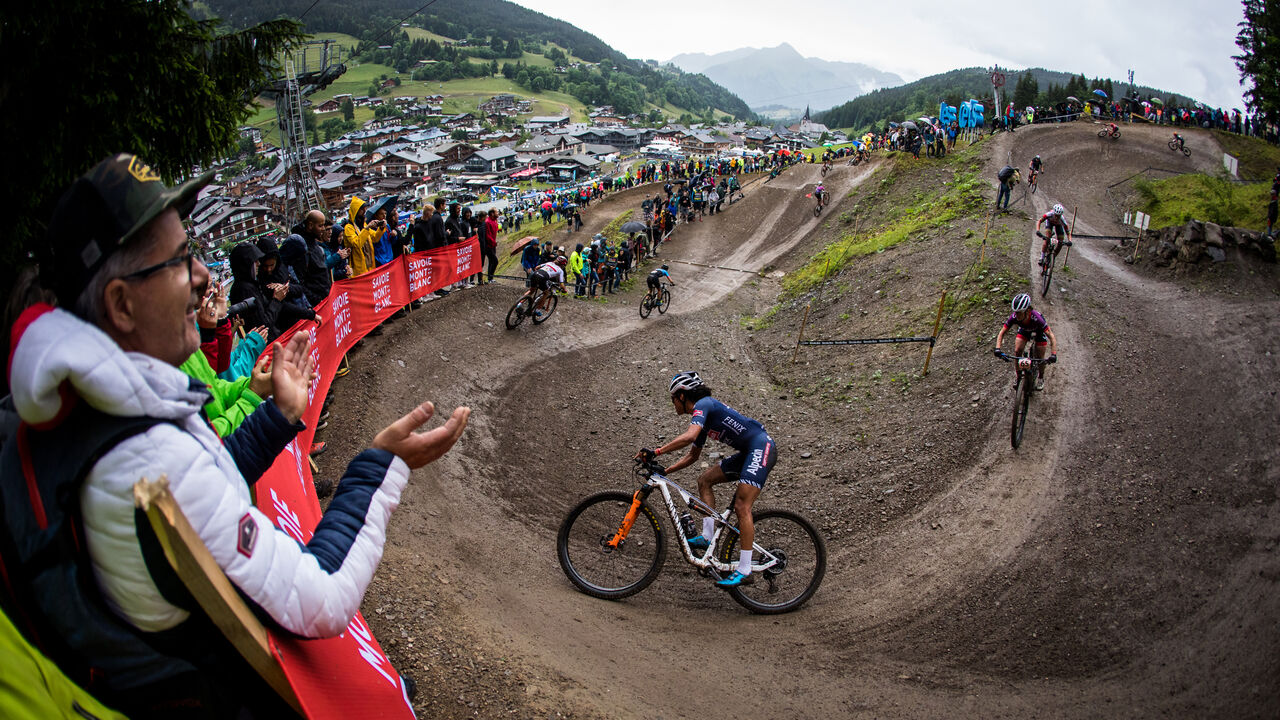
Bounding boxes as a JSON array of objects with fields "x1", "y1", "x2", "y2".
[
  {"x1": 639, "y1": 294, "x2": 653, "y2": 318},
  {"x1": 657, "y1": 289, "x2": 671, "y2": 315},
  {"x1": 720, "y1": 509, "x2": 826, "y2": 614},
  {"x1": 532, "y1": 293, "x2": 558, "y2": 324},
  {"x1": 505, "y1": 297, "x2": 531, "y2": 329},
  {"x1": 557, "y1": 491, "x2": 666, "y2": 600}
]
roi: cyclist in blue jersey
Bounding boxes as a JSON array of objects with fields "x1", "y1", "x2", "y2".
[
  {"x1": 993, "y1": 293, "x2": 1059, "y2": 390},
  {"x1": 637, "y1": 372, "x2": 777, "y2": 588}
]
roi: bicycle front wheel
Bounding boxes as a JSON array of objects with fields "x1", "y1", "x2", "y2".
[
  {"x1": 720, "y1": 509, "x2": 826, "y2": 614},
  {"x1": 1040, "y1": 256, "x2": 1054, "y2": 298},
  {"x1": 505, "y1": 297, "x2": 531, "y2": 329},
  {"x1": 1030, "y1": 179, "x2": 1038, "y2": 194},
  {"x1": 532, "y1": 293, "x2": 558, "y2": 323},
  {"x1": 1011, "y1": 375, "x2": 1031, "y2": 448},
  {"x1": 657, "y1": 289, "x2": 671, "y2": 315},
  {"x1": 557, "y1": 491, "x2": 666, "y2": 600}
]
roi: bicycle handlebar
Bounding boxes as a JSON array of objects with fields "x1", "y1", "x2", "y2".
[{"x1": 994, "y1": 350, "x2": 1056, "y2": 364}]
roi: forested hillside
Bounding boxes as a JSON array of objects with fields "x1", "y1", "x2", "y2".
[
  {"x1": 199, "y1": 0, "x2": 752, "y2": 119},
  {"x1": 818, "y1": 67, "x2": 1198, "y2": 133}
]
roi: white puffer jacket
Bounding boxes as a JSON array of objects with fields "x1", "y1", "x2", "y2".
[{"x1": 8, "y1": 307, "x2": 409, "y2": 638}]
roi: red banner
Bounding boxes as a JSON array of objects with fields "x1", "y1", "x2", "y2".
[{"x1": 249, "y1": 238, "x2": 480, "y2": 719}]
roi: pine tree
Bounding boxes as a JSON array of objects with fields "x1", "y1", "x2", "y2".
[{"x1": 1235, "y1": 0, "x2": 1280, "y2": 123}]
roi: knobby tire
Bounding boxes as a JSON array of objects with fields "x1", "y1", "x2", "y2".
[
  {"x1": 1010, "y1": 370, "x2": 1030, "y2": 449},
  {"x1": 719, "y1": 509, "x2": 826, "y2": 614},
  {"x1": 1040, "y1": 253, "x2": 1054, "y2": 298},
  {"x1": 557, "y1": 491, "x2": 666, "y2": 600},
  {"x1": 657, "y1": 289, "x2": 671, "y2": 315},
  {"x1": 639, "y1": 293, "x2": 653, "y2": 318},
  {"x1": 505, "y1": 297, "x2": 531, "y2": 329}
]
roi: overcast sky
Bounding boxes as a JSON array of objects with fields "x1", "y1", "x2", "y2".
[{"x1": 510, "y1": 0, "x2": 1249, "y2": 111}]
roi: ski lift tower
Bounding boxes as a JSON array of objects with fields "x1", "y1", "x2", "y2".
[{"x1": 269, "y1": 40, "x2": 346, "y2": 222}]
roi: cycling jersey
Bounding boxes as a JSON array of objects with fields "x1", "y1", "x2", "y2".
[
  {"x1": 535, "y1": 262, "x2": 565, "y2": 284},
  {"x1": 689, "y1": 397, "x2": 766, "y2": 452},
  {"x1": 1039, "y1": 211, "x2": 1068, "y2": 235},
  {"x1": 1003, "y1": 310, "x2": 1050, "y2": 337},
  {"x1": 647, "y1": 268, "x2": 670, "y2": 289},
  {"x1": 1029, "y1": 158, "x2": 1043, "y2": 172},
  {"x1": 688, "y1": 397, "x2": 775, "y2": 489}
]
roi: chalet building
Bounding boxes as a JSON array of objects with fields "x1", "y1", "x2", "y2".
[
  {"x1": 462, "y1": 146, "x2": 519, "y2": 174},
  {"x1": 431, "y1": 142, "x2": 477, "y2": 166},
  {"x1": 192, "y1": 204, "x2": 275, "y2": 246},
  {"x1": 316, "y1": 99, "x2": 341, "y2": 113},
  {"x1": 526, "y1": 115, "x2": 570, "y2": 130},
  {"x1": 542, "y1": 153, "x2": 599, "y2": 182},
  {"x1": 515, "y1": 133, "x2": 583, "y2": 156}
]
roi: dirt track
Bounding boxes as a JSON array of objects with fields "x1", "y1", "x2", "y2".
[{"x1": 324, "y1": 121, "x2": 1280, "y2": 719}]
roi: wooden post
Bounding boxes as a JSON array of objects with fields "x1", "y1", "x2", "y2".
[
  {"x1": 791, "y1": 303, "x2": 812, "y2": 364},
  {"x1": 1065, "y1": 205, "x2": 1079, "y2": 269},
  {"x1": 133, "y1": 477, "x2": 304, "y2": 715},
  {"x1": 922, "y1": 291, "x2": 947, "y2": 376},
  {"x1": 979, "y1": 212, "x2": 991, "y2": 266}
]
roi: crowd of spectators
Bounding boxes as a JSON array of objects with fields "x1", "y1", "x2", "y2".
[{"x1": 0, "y1": 153, "x2": 470, "y2": 717}]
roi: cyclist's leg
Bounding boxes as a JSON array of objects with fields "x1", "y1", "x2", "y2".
[
  {"x1": 694, "y1": 462, "x2": 732, "y2": 541},
  {"x1": 731, "y1": 435, "x2": 775, "y2": 569},
  {"x1": 1013, "y1": 333, "x2": 1028, "y2": 357}
]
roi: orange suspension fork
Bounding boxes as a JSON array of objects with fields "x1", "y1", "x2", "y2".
[{"x1": 607, "y1": 489, "x2": 646, "y2": 548}]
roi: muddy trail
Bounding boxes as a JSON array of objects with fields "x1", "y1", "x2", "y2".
[{"x1": 322, "y1": 121, "x2": 1280, "y2": 719}]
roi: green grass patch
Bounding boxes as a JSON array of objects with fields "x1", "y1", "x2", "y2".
[
  {"x1": 1133, "y1": 174, "x2": 1270, "y2": 229},
  {"x1": 782, "y1": 168, "x2": 987, "y2": 296},
  {"x1": 1211, "y1": 131, "x2": 1280, "y2": 183}
]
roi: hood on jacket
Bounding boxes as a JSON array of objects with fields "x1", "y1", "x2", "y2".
[
  {"x1": 229, "y1": 243, "x2": 264, "y2": 284},
  {"x1": 255, "y1": 237, "x2": 288, "y2": 285},
  {"x1": 279, "y1": 236, "x2": 307, "y2": 267},
  {"x1": 9, "y1": 305, "x2": 208, "y2": 427},
  {"x1": 347, "y1": 197, "x2": 366, "y2": 228}
]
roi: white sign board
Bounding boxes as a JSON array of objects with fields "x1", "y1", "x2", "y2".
[
  {"x1": 1124, "y1": 211, "x2": 1132, "y2": 225},
  {"x1": 1223, "y1": 153, "x2": 1239, "y2": 178},
  {"x1": 1141, "y1": 213, "x2": 1150, "y2": 231},
  {"x1": 1133, "y1": 211, "x2": 1146, "y2": 229}
]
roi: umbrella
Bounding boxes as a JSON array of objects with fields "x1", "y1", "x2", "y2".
[
  {"x1": 888, "y1": 121, "x2": 900, "y2": 128},
  {"x1": 1141, "y1": 101, "x2": 1152, "y2": 108},
  {"x1": 1194, "y1": 101, "x2": 1205, "y2": 109},
  {"x1": 900, "y1": 120, "x2": 918, "y2": 131},
  {"x1": 508, "y1": 236, "x2": 539, "y2": 256},
  {"x1": 918, "y1": 116, "x2": 933, "y2": 124},
  {"x1": 822, "y1": 142, "x2": 834, "y2": 147},
  {"x1": 540, "y1": 200, "x2": 553, "y2": 209},
  {"x1": 620, "y1": 220, "x2": 648, "y2": 234},
  {"x1": 1092, "y1": 89, "x2": 1108, "y2": 99},
  {"x1": 1065, "y1": 96, "x2": 1081, "y2": 104},
  {"x1": 1149, "y1": 97, "x2": 1163, "y2": 106}
]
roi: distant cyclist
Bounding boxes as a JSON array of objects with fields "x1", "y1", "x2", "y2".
[
  {"x1": 1036, "y1": 204, "x2": 1071, "y2": 267},
  {"x1": 1171, "y1": 132, "x2": 1185, "y2": 151},
  {"x1": 813, "y1": 183, "x2": 827, "y2": 209},
  {"x1": 521, "y1": 255, "x2": 568, "y2": 317},
  {"x1": 993, "y1": 293, "x2": 1058, "y2": 390},
  {"x1": 637, "y1": 372, "x2": 777, "y2": 588},
  {"x1": 1028, "y1": 154, "x2": 1044, "y2": 180},
  {"x1": 645, "y1": 264, "x2": 674, "y2": 304}
]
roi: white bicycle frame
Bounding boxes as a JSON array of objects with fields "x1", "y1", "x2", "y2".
[{"x1": 640, "y1": 470, "x2": 782, "y2": 576}]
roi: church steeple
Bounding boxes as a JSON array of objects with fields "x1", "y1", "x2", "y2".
[{"x1": 803, "y1": 105, "x2": 811, "y2": 123}]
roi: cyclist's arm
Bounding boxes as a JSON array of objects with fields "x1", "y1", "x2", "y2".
[
  {"x1": 1044, "y1": 325, "x2": 1058, "y2": 355},
  {"x1": 655, "y1": 423, "x2": 703, "y2": 473},
  {"x1": 994, "y1": 326, "x2": 1008, "y2": 351}
]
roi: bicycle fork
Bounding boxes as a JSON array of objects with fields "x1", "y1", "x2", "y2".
[{"x1": 605, "y1": 487, "x2": 652, "y2": 550}]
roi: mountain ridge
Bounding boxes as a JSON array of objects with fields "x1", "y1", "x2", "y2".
[{"x1": 668, "y1": 43, "x2": 903, "y2": 114}]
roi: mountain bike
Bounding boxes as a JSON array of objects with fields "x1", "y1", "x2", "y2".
[
  {"x1": 505, "y1": 286, "x2": 559, "y2": 329},
  {"x1": 557, "y1": 457, "x2": 826, "y2": 614},
  {"x1": 1167, "y1": 139, "x2": 1191, "y2": 157},
  {"x1": 1036, "y1": 231, "x2": 1072, "y2": 298},
  {"x1": 1027, "y1": 168, "x2": 1040, "y2": 194},
  {"x1": 1097, "y1": 125, "x2": 1121, "y2": 140},
  {"x1": 994, "y1": 350, "x2": 1056, "y2": 448},
  {"x1": 638, "y1": 285, "x2": 671, "y2": 318},
  {"x1": 812, "y1": 192, "x2": 827, "y2": 217}
]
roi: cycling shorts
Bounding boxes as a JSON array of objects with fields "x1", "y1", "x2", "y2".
[
  {"x1": 1016, "y1": 329, "x2": 1048, "y2": 346},
  {"x1": 530, "y1": 270, "x2": 551, "y2": 290},
  {"x1": 647, "y1": 275, "x2": 662, "y2": 290},
  {"x1": 719, "y1": 434, "x2": 777, "y2": 490}
]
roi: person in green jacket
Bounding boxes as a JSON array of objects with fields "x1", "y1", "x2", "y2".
[
  {"x1": 568, "y1": 243, "x2": 586, "y2": 297},
  {"x1": 0, "y1": 607, "x2": 129, "y2": 720},
  {"x1": 180, "y1": 346, "x2": 265, "y2": 438}
]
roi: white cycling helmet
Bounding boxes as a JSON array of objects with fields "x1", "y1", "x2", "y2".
[
  {"x1": 1011, "y1": 293, "x2": 1032, "y2": 312},
  {"x1": 669, "y1": 371, "x2": 704, "y2": 395},
  {"x1": 1052, "y1": 204, "x2": 1065, "y2": 216}
]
